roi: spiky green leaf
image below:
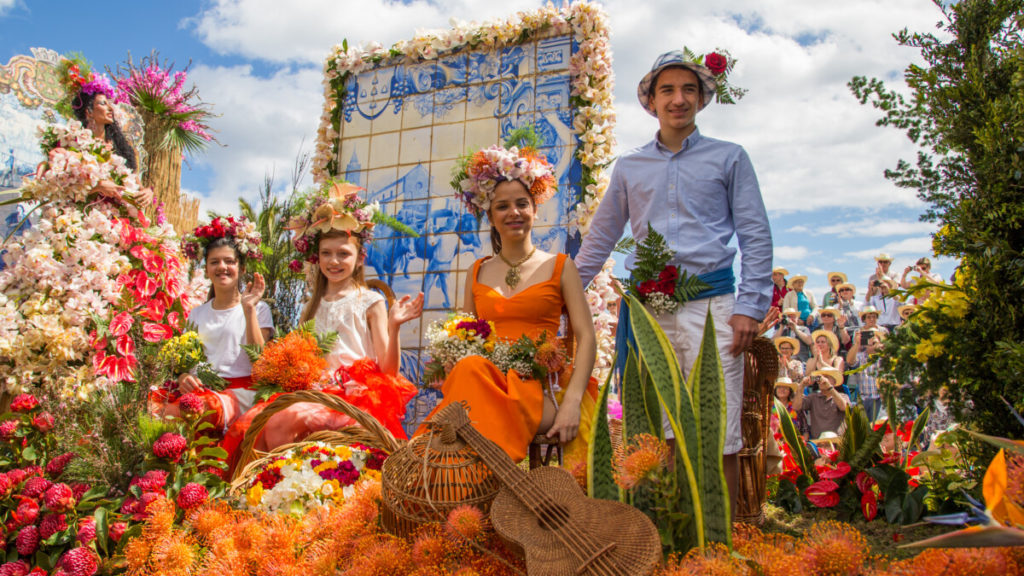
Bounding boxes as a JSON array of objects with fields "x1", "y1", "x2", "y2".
[{"x1": 587, "y1": 373, "x2": 617, "y2": 501}]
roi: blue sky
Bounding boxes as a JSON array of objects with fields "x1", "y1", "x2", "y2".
[{"x1": 1, "y1": 0, "x2": 954, "y2": 300}]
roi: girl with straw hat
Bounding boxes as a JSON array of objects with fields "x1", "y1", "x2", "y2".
[{"x1": 804, "y1": 329, "x2": 844, "y2": 387}]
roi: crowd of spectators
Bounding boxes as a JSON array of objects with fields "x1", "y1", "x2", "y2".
[{"x1": 766, "y1": 253, "x2": 950, "y2": 450}]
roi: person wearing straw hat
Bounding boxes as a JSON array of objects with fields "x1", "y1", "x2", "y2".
[
  {"x1": 898, "y1": 304, "x2": 917, "y2": 322},
  {"x1": 846, "y1": 326, "x2": 885, "y2": 421},
  {"x1": 774, "y1": 307, "x2": 813, "y2": 362},
  {"x1": 815, "y1": 306, "x2": 847, "y2": 353},
  {"x1": 822, "y1": 272, "x2": 847, "y2": 308},
  {"x1": 868, "y1": 278, "x2": 902, "y2": 333},
  {"x1": 773, "y1": 336, "x2": 805, "y2": 382},
  {"x1": 835, "y1": 282, "x2": 861, "y2": 329},
  {"x1": 857, "y1": 305, "x2": 890, "y2": 342},
  {"x1": 803, "y1": 366, "x2": 850, "y2": 440},
  {"x1": 772, "y1": 376, "x2": 807, "y2": 437},
  {"x1": 781, "y1": 275, "x2": 815, "y2": 325},
  {"x1": 866, "y1": 253, "x2": 899, "y2": 302},
  {"x1": 771, "y1": 266, "x2": 789, "y2": 312},
  {"x1": 575, "y1": 48, "x2": 772, "y2": 515},
  {"x1": 804, "y1": 329, "x2": 845, "y2": 386}
]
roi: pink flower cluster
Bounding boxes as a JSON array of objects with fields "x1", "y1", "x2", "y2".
[{"x1": 116, "y1": 64, "x2": 212, "y2": 142}]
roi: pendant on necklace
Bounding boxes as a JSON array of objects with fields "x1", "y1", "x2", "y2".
[{"x1": 505, "y1": 266, "x2": 521, "y2": 289}]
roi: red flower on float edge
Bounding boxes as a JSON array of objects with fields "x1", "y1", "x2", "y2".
[{"x1": 805, "y1": 479, "x2": 840, "y2": 507}]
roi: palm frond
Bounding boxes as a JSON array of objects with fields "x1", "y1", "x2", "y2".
[
  {"x1": 504, "y1": 125, "x2": 543, "y2": 150},
  {"x1": 613, "y1": 236, "x2": 636, "y2": 256}
]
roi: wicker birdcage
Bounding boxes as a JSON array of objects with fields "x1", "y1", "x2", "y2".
[
  {"x1": 735, "y1": 336, "x2": 780, "y2": 524},
  {"x1": 380, "y1": 425, "x2": 501, "y2": 538}
]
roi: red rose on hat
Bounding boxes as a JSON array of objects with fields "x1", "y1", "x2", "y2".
[{"x1": 705, "y1": 52, "x2": 728, "y2": 75}]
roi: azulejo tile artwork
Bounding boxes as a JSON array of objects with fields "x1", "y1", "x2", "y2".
[{"x1": 314, "y1": 2, "x2": 616, "y2": 434}]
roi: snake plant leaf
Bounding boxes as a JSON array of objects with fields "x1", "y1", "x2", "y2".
[
  {"x1": 775, "y1": 398, "x2": 816, "y2": 483},
  {"x1": 625, "y1": 294, "x2": 704, "y2": 548},
  {"x1": 690, "y1": 308, "x2": 730, "y2": 546},
  {"x1": 621, "y1": 348, "x2": 657, "y2": 440},
  {"x1": 587, "y1": 372, "x2": 617, "y2": 501}
]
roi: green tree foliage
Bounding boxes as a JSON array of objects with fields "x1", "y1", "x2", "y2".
[
  {"x1": 848, "y1": 0, "x2": 1024, "y2": 438},
  {"x1": 234, "y1": 152, "x2": 310, "y2": 332}
]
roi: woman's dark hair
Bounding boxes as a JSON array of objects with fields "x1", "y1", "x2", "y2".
[
  {"x1": 204, "y1": 237, "x2": 245, "y2": 301},
  {"x1": 72, "y1": 91, "x2": 137, "y2": 172}
]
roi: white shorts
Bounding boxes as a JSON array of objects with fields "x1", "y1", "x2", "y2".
[{"x1": 654, "y1": 293, "x2": 744, "y2": 455}]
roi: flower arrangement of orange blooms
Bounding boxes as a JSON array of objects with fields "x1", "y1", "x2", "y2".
[{"x1": 246, "y1": 320, "x2": 336, "y2": 400}]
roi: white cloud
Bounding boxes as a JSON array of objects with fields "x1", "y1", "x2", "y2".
[
  {"x1": 774, "y1": 245, "x2": 814, "y2": 260},
  {"x1": 186, "y1": 64, "x2": 322, "y2": 214},
  {"x1": 0, "y1": 0, "x2": 17, "y2": 16},
  {"x1": 846, "y1": 236, "x2": 934, "y2": 260},
  {"x1": 800, "y1": 218, "x2": 937, "y2": 238}
]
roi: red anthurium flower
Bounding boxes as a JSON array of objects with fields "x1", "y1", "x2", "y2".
[
  {"x1": 861, "y1": 490, "x2": 878, "y2": 521},
  {"x1": 805, "y1": 479, "x2": 840, "y2": 507},
  {"x1": 166, "y1": 311, "x2": 182, "y2": 331},
  {"x1": 855, "y1": 471, "x2": 877, "y2": 494},
  {"x1": 142, "y1": 323, "x2": 173, "y2": 343},
  {"x1": 135, "y1": 274, "x2": 159, "y2": 297},
  {"x1": 818, "y1": 461, "x2": 852, "y2": 480},
  {"x1": 109, "y1": 312, "x2": 133, "y2": 337},
  {"x1": 115, "y1": 334, "x2": 135, "y2": 358},
  {"x1": 142, "y1": 253, "x2": 164, "y2": 275},
  {"x1": 879, "y1": 452, "x2": 901, "y2": 466},
  {"x1": 140, "y1": 299, "x2": 166, "y2": 323},
  {"x1": 897, "y1": 420, "x2": 914, "y2": 443}
]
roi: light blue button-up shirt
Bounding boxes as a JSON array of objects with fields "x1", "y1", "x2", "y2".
[{"x1": 576, "y1": 128, "x2": 773, "y2": 320}]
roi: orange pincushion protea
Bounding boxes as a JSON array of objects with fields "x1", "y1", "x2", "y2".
[
  {"x1": 251, "y1": 331, "x2": 327, "y2": 392},
  {"x1": 613, "y1": 433, "x2": 670, "y2": 490}
]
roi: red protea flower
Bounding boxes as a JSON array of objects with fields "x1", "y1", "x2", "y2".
[
  {"x1": 176, "y1": 483, "x2": 209, "y2": 510},
  {"x1": 131, "y1": 469, "x2": 168, "y2": 492},
  {"x1": 58, "y1": 547, "x2": 98, "y2": 576},
  {"x1": 26, "y1": 569, "x2": 46, "y2": 576},
  {"x1": 152, "y1": 432, "x2": 188, "y2": 462},
  {"x1": 22, "y1": 476, "x2": 51, "y2": 498},
  {"x1": 43, "y1": 483, "x2": 76, "y2": 513},
  {"x1": 0, "y1": 473, "x2": 12, "y2": 498},
  {"x1": 30, "y1": 412, "x2": 55, "y2": 432},
  {"x1": 12, "y1": 499, "x2": 39, "y2": 526},
  {"x1": 0, "y1": 420, "x2": 19, "y2": 440},
  {"x1": 0, "y1": 560, "x2": 29, "y2": 576},
  {"x1": 15, "y1": 525, "x2": 39, "y2": 556},
  {"x1": 178, "y1": 393, "x2": 205, "y2": 416},
  {"x1": 9, "y1": 394, "x2": 39, "y2": 413},
  {"x1": 108, "y1": 521, "x2": 128, "y2": 543},
  {"x1": 75, "y1": 517, "x2": 96, "y2": 545},
  {"x1": 45, "y1": 452, "x2": 77, "y2": 479},
  {"x1": 71, "y1": 483, "x2": 90, "y2": 500},
  {"x1": 39, "y1": 513, "x2": 67, "y2": 539}
]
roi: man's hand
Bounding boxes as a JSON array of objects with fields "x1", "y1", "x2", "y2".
[
  {"x1": 758, "y1": 307, "x2": 781, "y2": 336},
  {"x1": 729, "y1": 314, "x2": 759, "y2": 356}
]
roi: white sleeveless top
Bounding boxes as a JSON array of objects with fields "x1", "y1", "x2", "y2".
[{"x1": 314, "y1": 289, "x2": 385, "y2": 372}]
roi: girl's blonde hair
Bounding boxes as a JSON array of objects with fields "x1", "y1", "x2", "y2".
[{"x1": 299, "y1": 230, "x2": 367, "y2": 323}]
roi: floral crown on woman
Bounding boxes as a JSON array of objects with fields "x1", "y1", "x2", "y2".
[
  {"x1": 182, "y1": 216, "x2": 262, "y2": 262},
  {"x1": 56, "y1": 57, "x2": 125, "y2": 119},
  {"x1": 287, "y1": 181, "x2": 416, "y2": 267},
  {"x1": 450, "y1": 127, "x2": 557, "y2": 220}
]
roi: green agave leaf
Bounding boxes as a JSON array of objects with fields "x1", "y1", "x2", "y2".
[
  {"x1": 775, "y1": 398, "x2": 816, "y2": 483},
  {"x1": 839, "y1": 405, "x2": 870, "y2": 463},
  {"x1": 849, "y1": 420, "x2": 887, "y2": 473},
  {"x1": 587, "y1": 372, "x2": 617, "y2": 501},
  {"x1": 906, "y1": 405, "x2": 932, "y2": 463},
  {"x1": 625, "y1": 294, "x2": 704, "y2": 548},
  {"x1": 621, "y1": 348, "x2": 656, "y2": 440},
  {"x1": 691, "y1": 308, "x2": 730, "y2": 546}
]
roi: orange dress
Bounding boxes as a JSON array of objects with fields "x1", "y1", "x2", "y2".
[{"x1": 416, "y1": 254, "x2": 598, "y2": 462}]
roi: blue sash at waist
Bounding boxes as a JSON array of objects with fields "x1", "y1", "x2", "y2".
[{"x1": 612, "y1": 267, "x2": 734, "y2": 381}]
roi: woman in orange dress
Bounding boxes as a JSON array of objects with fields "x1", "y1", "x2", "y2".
[{"x1": 416, "y1": 142, "x2": 598, "y2": 463}]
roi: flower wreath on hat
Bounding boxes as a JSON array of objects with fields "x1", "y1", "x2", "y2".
[
  {"x1": 182, "y1": 216, "x2": 263, "y2": 262},
  {"x1": 450, "y1": 127, "x2": 557, "y2": 220},
  {"x1": 286, "y1": 180, "x2": 416, "y2": 269}
]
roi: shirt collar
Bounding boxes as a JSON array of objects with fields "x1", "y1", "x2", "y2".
[{"x1": 653, "y1": 127, "x2": 702, "y2": 155}]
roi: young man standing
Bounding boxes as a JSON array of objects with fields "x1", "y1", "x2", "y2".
[{"x1": 575, "y1": 50, "x2": 773, "y2": 516}]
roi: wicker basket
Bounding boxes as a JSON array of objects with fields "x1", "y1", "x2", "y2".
[
  {"x1": 229, "y1": 390, "x2": 403, "y2": 485},
  {"x1": 735, "y1": 336, "x2": 779, "y2": 524},
  {"x1": 380, "y1": 428, "x2": 501, "y2": 539}
]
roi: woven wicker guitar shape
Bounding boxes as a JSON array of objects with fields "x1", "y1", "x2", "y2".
[{"x1": 431, "y1": 403, "x2": 660, "y2": 576}]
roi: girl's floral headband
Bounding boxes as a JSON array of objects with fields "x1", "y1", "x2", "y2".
[
  {"x1": 286, "y1": 181, "x2": 417, "y2": 270},
  {"x1": 450, "y1": 128, "x2": 557, "y2": 220},
  {"x1": 182, "y1": 216, "x2": 263, "y2": 262}
]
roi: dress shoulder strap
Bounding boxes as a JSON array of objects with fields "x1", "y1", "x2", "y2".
[
  {"x1": 550, "y1": 253, "x2": 568, "y2": 283},
  {"x1": 471, "y1": 256, "x2": 492, "y2": 285}
]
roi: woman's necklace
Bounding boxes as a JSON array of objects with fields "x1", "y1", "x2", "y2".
[{"x1": 498, "y1": 247, "x2": 536, "y2": 289}]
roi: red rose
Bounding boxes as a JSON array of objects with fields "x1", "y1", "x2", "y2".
[
  {"x1": 658, "y1": 266, "x2": 679, "y2": 282},
  {"x1": 705, "y1": 52, "x2": 728, "y2": 75}
]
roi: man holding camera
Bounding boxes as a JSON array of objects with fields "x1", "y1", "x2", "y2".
[
  {"x1": 868, "y1": 279, "x2": 901, "y2": 333},
  {"x1": 866, "y1": 253, "x2": 899, "y2": 302},
  {"x1": 803, "y1": 366, "x2": 850, "y2": 439},
  {"x1": 774, "y1": 307, "x2": 813, "y2": 362},
  {"x1": 847, "y1": 328, "x2": 884, "y2": 421}
]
